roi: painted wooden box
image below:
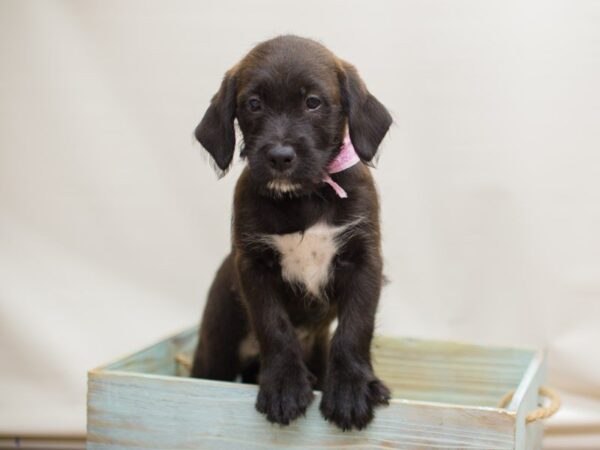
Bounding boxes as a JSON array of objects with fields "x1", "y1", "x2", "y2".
[{"x1": 88, "y1": 327, "x2": 550, "y2": 449}]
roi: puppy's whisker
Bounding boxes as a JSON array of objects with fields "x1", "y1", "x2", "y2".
[{"x1": 266, "y1": 179, "x2": 303, "y2": 198}]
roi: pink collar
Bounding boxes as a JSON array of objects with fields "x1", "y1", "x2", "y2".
[{"x1": 323, "y1": 132, "x2": 360, "y2": 198}]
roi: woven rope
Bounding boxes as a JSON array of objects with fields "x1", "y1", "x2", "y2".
[
  {"x1": 176, "y1": 353, "x2": 192, "y2": 371},
  {"x1": 497, "y1": 386, "x2": 561, "y2": 423}
]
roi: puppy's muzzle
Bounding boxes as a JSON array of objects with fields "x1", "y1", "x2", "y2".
[{"x1": 267, "y1": 145, "x2": 296, "y2": 172}]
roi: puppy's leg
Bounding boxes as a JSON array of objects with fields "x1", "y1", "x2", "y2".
[
  {"x1": 320, "y1": 256, "x2": 391, "y2": 431},
  {"x1": 237, "y1": 254, "x2": 315, "y2": 425},
  {"x1": 191, "y1": 254, "x2": 248, "y2": 380}
]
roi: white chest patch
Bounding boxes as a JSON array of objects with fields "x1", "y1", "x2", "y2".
[{"x1": 269, "y1": 222, "x2": 345, "y2": 298}]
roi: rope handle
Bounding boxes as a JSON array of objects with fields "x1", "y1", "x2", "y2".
[
  {"x1": 176, "y1": 353, "x2": 192, "y2": 371},
  {"x1": 497, "y1": 386, "x2": 561, "y2": 423}
]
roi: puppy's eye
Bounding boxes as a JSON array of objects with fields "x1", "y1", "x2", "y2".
[
  {"x1": 306, "y1": 96, "x2": 321, "y2": 110},
  {"x1": 248, "y1": 98, "x2": 261, "y2": 112}
]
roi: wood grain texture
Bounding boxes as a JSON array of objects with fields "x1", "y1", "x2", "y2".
[
  {"x1": 371, "y1": 337, "x2": 534, "y2": 408},
  {"x1": 87, "y1": 327, "x2": 546, "y2": 449},
  {"x1": 88, "y1": 371, "x2": 516, "y2": 449},
  {"x1": 513, "y1": 352, "x2": 546, "y2": 450}
]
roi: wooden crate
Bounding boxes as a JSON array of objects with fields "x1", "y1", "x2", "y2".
[{"x1": 87, "y1": 327, "x2": 548, "y2": 449}]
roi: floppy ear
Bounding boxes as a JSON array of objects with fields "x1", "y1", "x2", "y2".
[
  {"x1": 195, "y1": 70, "x2": 237, "y2": 172},
  {"x1": 338, "y1": 61, "x2": 392, "y2": 162}
]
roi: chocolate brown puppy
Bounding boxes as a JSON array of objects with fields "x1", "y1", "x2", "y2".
[{"x1": 191, "y1": 35, "x2": 392, "y2": 431}]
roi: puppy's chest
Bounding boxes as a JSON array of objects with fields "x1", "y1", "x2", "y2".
[{"x1": 268, "y1": 222, "x2": 344, "y2": 297}]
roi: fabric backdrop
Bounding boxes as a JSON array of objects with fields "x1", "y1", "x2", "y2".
[{"x1": 1, "y1": 1, "x2": 599, "y2": 448}]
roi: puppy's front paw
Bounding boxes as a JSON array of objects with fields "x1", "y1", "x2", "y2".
[
  {"x1": 255, "y1": 364, "x2": 315, "y2": 425},
  {"x1": 320, "y1": 371, "x2": 390, "y2": 431}
]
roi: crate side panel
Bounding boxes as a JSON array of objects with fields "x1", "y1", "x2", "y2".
[
  {"x1": 513, "y1": 352, "x2": 546, "y2": 450},
  {"x1": 87, "y1": 371, "x2": 516, "y2": 450},
  {"x1": 104, "y1": 340, "x2": 176, "y2": 375},
  {"x1": 372, "y1": 337, "x2": 534, "y2": 407},
  {"x1": 104, "y1": 328, "x2": 198, "y2": 375},
  {"x1": 173, "y1": 330, "x2": 535, "y2": 409}
]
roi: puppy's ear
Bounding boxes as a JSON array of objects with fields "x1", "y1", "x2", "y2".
[
  {"x1": 338, "y1": 61, "x2": 392, "y2": 162},
  {"x1": 195, "y1": 70, "x2": 237, "y2": 172}
]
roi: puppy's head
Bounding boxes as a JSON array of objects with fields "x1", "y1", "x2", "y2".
[{"x1": 195, "y1": 35, "x2": 392, "y2": 196}]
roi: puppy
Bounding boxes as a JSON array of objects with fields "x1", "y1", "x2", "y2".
[{"x1": 191, "y1": 35, "x2": 392, "y2": 431}]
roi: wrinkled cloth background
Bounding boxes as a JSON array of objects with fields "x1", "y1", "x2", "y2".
[{"x1": 1, "y1": 1, "x2": 599, "y2": 448}]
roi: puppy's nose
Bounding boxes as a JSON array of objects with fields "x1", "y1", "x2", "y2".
[{"x1": 267, "y1": 145, "x2": 296, "y2": 171}]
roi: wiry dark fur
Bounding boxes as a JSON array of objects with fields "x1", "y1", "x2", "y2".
[{"x1": 191, "y1": 35, "x2": 393, "y2": 431}]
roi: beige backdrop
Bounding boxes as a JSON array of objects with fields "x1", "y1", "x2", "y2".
[{"x1": 1, "y1": 1, "x2": 599, "y2": 448}]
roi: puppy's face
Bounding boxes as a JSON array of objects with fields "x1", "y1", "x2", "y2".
[
  {"x1": 196, "y1": 35, "x2": 392, "y2": 196},
  {"x1": 235, "y1": 40, "x2": 345, "y2": 195}
]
